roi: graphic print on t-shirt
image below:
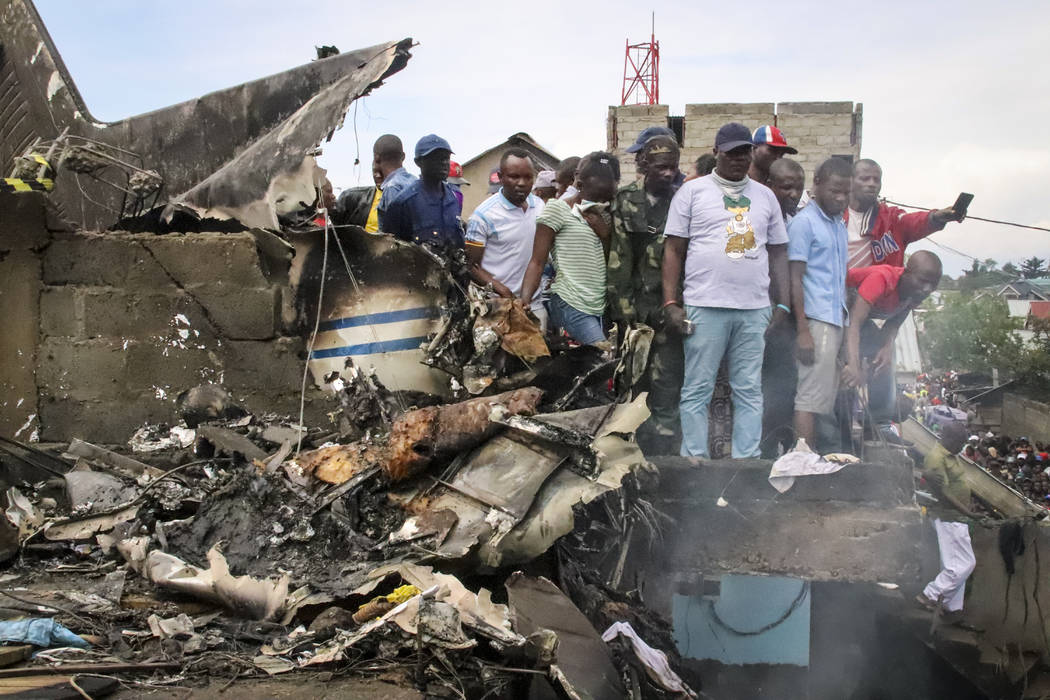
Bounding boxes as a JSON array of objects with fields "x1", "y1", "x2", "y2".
[{"x1": 723, "y1": 194, "x2": 757, "y2": 259}]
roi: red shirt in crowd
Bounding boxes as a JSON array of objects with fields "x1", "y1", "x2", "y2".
[
  {"x1": 847, "y1": 264, "x2": 906, "y2": 314},
  {"x1": 845, "y1": 203, "x2": 943, "y2": 269}
]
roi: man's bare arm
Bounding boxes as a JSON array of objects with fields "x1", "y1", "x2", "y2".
[{"x1": 466, "y1": 244, "x2": 512, "y2": 297}]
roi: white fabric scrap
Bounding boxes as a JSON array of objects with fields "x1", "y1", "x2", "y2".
[
  {"x1": 601, "y1": 621, "x2": 696, "y2": 698},
  {"x1": 768, "y1": 439, "x2": 857, "y2": 493}
]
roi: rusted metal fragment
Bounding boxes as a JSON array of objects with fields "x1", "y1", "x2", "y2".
[
  {"x1": 297, "y1": 443, "x2": 384, "y2": 485},
  {"x1": 387, "y1": 508, "x2": 458, "y2": 546},
  {"x1": 397, "y1": 397, "x2": 652, "y2": 568},
  {"x1": 473, "y1": 297, "x2": 550, "y2": 363},
  {"x1": 384, "y1": 388, "x2": 543, "y2": 482}
]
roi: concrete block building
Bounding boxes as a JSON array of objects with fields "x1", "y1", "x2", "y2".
[{"x1": 607, "y1": 101, "x2": 863, "y2": 184}]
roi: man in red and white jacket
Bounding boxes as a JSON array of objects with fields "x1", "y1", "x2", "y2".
[{"x1": 846, "y1": 159, "x2": 965, "y2": 269}]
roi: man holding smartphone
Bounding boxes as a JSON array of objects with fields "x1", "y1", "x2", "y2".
[
  {"x1": 845, "y1": 159, "x2": 967, "y2": 434},
  {"x1": 846, "y1": 159, "x2": 966, "y2": 269}
]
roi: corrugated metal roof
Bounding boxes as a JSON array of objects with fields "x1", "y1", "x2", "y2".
[{"x1": 1030, "y1": 300, "x2": 1050, "y2": 319}]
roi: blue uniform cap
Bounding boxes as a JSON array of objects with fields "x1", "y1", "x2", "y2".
[
  {"x1": 415, "y1": 134, "x2": 453, "y2": 159},
  {"x1": 625, "y1": 126, "x2": 676, "y2": 153}
]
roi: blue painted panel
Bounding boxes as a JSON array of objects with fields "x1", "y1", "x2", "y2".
[{"x1": 673, "y1": 575, "x2": 810, "y2": 666}]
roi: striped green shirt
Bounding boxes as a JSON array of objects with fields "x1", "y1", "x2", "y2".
[{"x1": 538, "y1": 199, "x2": 606, "y2": 316}]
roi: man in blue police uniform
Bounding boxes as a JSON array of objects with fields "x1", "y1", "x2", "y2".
[{"x1": 382, "y1": 134, "x2": 464, "y2": 249}]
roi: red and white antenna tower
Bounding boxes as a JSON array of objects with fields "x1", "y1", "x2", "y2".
[{"x1": 621, "y1": 13, "x2": 660, "y2": 105}]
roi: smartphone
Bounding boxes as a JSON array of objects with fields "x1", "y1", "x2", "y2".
[{"x1": 952, "y1": 192, "x2": 974, "y2": 219}]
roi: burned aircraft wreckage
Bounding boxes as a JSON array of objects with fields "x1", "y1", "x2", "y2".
[{"x1": 3, "y1": 1, "x2": 1050, "y2": 697}]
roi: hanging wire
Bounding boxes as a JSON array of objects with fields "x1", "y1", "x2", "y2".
[
  {"x1": 708, "y1": 581, "x2": 810, "y2": 636},
  {"x1": 328, "y1": 223, "x2": 409, "y2": 413},
  {"x1": 296, "y1": 208, "x2": 330, "y2": 457},
  {"x1": 884, "y1": 199, "x2": 1050, "y2": 233}
]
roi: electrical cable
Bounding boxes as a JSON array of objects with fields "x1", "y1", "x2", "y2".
[
  {"x1": 884, "y1": 199, "x2": 1050, "y2": 233},
  {"x1": 296, "y1": 209, "x2": 329, "y2": 457},
  {"x1": 327, "y1": 221, "x2": 408, "y2": 413},
  {"x1": 708, "y1": 580, "x2": 810, "y2": 637}
]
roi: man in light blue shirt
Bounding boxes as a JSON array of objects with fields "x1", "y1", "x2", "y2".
[{"x1": 787, "y1": 157, "x2": 852, "y2": 447}]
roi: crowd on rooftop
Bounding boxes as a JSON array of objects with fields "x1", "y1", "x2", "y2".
[
  {"x1": 325, "y1": 122, "x2": 968, "y2": 458},
  {"x1": 907, "y1": 371, "x2": 1050, "y2": 507}
]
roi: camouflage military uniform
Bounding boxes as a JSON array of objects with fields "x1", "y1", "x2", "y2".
[{"x1": 608, "y1": 181, "x2": 683, "y2": 445}]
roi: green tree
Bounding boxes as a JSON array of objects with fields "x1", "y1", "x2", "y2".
[
  {"x1": 1002, "y1": 261, "x2": 1020, "y2": 278},
  {"x1": 1021, "y1": 256, "x2": 1047, "y2": 279},
  {"x1": 921, "y1": 294, "x2": 1024, "y2": 374},
  {"x1": 1017, "y1": 316, "x2": 1050, "y2": 394},
  {"x1": 958, "y1": 258, "x2": 1004, "y2": 293}
]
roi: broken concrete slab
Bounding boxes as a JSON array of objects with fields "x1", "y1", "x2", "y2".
[{"x1": 634, "y1": 457, "x2": 923, "y2": 589}]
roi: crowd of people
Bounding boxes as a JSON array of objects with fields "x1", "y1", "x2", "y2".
[
  {"x1": 907, "y1": 372, "x2": 1050, "y2": 507},
  {"x1": 323, "y1": 125, "x2": 996, "y2": 621},
  {"x1": 328, "y1": 122, "x2": 968, "y2": 459},
  {"x1": 963, "y1": 433, "x2": 1050, "y2": 503}
]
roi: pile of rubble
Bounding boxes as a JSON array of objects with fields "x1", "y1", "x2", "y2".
[{"x1": 0, "y1": 363, "x2": 695, "y2": 698}]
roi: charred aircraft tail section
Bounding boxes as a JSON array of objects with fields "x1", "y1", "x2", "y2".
[{"x1": 0, "y1": 0, "x2": 412, "y2": 230}]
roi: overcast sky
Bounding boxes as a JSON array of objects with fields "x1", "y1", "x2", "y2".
[{"x1": 36, "y1": 0, "x2": 1049, "y2": 276}]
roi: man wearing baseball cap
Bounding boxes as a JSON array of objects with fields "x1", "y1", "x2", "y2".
[
  {"x1": 532, "y1": 170, "x2": 557, "y2": 203},
  {"x1": 662, "y1": 122, "x2": 791, "y2": 459},
  {"x1": 749, "y1": 125, "x2": 798, "y2": 186},
  {"x1": 382, "y1": 134, "x2": 465, "y2": 249},
  {"x1": 625, "y1": 126, "x2": 675, "y2": 172}
]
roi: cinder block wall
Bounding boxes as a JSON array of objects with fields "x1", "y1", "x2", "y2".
[
  {"x1": 0, "y1": 194, "x2": 48, "y2": 441},
  {"x1": 608, "y1": 101, "x2": 863, "y2": 186},
  {"x1": 775, "y1": 102, "x2": 863, "y2": 186},
  {"x1": 680, "y1": 102, "x2": 775, "y2": 180},
  {"x1": 1, "y1": 194, "x2": 328, "y2": 444},
  {"x1": 607, "y1": 104, "x2": 669, "y2": 183}
]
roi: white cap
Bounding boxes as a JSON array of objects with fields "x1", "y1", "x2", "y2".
[{"x1": 533, "y1": 170, "x2": 557, "y2": 190}]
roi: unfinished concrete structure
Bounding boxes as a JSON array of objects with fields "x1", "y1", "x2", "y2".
[{"x1": 607, "y1": 101, "x2": 863, "y2": 183}]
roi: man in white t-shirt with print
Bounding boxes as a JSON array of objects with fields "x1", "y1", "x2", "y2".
[{"x1": 662, "y1": 122, "x2": 791, "y2": 458}]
